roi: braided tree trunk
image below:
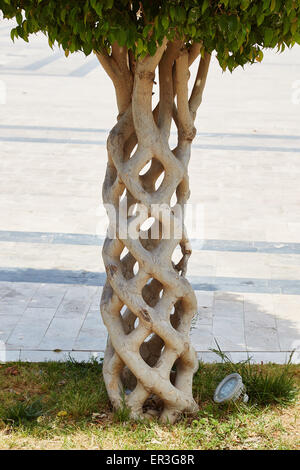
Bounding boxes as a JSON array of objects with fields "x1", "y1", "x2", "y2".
[{"x1": 96, "y1": 40, "x2": 210, "y2": 424}]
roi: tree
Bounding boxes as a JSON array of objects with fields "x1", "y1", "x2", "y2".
[{"x1": 1, "y1": 0, "x2": 300, "y2": 423}]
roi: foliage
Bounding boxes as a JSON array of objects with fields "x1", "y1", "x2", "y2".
[{"x1": 0, "y1": 0, "x2": 300, "y2": 71}]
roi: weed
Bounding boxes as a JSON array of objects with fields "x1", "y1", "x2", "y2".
[
  {"x1": 113, "y1": 388, "x2": 131, "y2": 423},
  {"x1": 1, "y1": 399, "x2": 45, "y2": 426}
]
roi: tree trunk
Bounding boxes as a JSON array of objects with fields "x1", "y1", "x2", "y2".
[{"x1": 96, "y1": 41, "x2": 210, "y2": 423}]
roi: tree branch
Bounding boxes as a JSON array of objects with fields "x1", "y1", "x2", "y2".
[
  {"x1": 175, "y1": 50, "x2": 195, "y2": 142},
  {"x1": 189, "y1": 52, "x2": 211, "y2": 120},
  {"x1": 158, "y1": 40, "x2": 182, "y2": 140},
  {"x1": 95, "y1": 46, "x2": 133, "y2": 116},
  {"x1": 132, "y1": 39, "x2": 167, "y2": 146},
  {"x1": 188, "y1": 42, "x2": 202, "y2": 67}
]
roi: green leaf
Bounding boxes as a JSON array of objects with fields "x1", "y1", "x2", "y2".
[
  {"x1": 106, "y1": 0, "x2": 114, "y2": 9},
  {"x1": 291, "y1": 21, "x2": 298, "y2": 35},
  {"x1": 143, "y1": 24, "x2": 152, "y2": 39},
  {"x1": 241, "y1": 0, "x2": 250, "y2": 11},
  {"x1": 161, "y1": 15, "x2": 169, "y2": 30},
  {"x1": 10, "y1": 28, "x2": 17, "y2": 41},
  {"x1": 16, "y1": 11, "x2": 22, "y2": 25},
  {"x1": 256, "y1": 49, "x2": 264, "y2": 62},
  {"x1": 176, "y1": 6, "x2": 186, "y2": 23},
  {"x1": 257, "y1": 13, "x2": 265, "y2": 26},
  {"x1": 294, "y1": 32, "x2": 300, "y2": 44},
  {"x1": 136, "y1": 38, "x2": 144, "y2": 54},
  {"x1": 170, "y1": 6, "x2": 176, "y2": 22},
  {"x1": 202, "y1": 0, "x2": 210, "y2": 15},
  {"x1": 264, "y1": 28, "x2": 273, "y2": 44},
  {"x1": 270, "y1": 0, "x2": 276, "y2": 12},
  {"x1": 148, "y1": 39, "x2": 157, "y2": 56}
]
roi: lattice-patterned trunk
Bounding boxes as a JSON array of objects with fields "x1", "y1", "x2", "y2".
[{"x1": 96, "y1": 41, "x2": 210, "y2": 423}]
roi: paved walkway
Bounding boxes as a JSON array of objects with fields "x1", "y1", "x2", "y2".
[{"x1": 0, "y1": 19, "x2": 300, "y2": 363}]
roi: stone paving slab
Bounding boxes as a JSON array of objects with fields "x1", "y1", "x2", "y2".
[
  {"x1": 0, "y1": 282, "x2": 299, "y2": 363},
  {"x1": 0, "y1": 22, "x2": 300, "y2": 363}
]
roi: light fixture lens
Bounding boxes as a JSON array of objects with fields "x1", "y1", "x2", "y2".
[
  {"x1": 214, "y1": 373, "x2": 248, "y2": 404},
  {"x1": 218, "y1": 377, "x2": 238, "y2": 400}
]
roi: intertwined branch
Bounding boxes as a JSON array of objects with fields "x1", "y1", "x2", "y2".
[{"x1": 96, "y1": 40, "x2": 210, "y2": 423}]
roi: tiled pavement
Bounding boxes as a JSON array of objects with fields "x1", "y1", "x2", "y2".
[
  {"x1": 1, "y1": 19, "x2": 300, "y2": 363},
  {"x1": 1, "y1": 281, "x2": 300, "y2": 363}
]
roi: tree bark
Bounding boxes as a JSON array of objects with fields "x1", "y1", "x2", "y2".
[{"x1": 96, "y1": 41, "x2": 211, "y2": 423}]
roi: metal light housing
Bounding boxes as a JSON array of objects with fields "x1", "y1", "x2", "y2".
[{"x1": 214, "y1": 373, "x2": 249, "y2": 404}]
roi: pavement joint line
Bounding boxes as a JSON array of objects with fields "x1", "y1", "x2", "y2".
[
  {"x1": 72, "y1": 291, "x2": 96, "y2": 350},
  {"x1": 1, "y1": 63, "x2": 299, "y2": 77},
  {"x1": 37, "y1": 287, "x2": 68, "y2": 349},
  {"x1": 1, "y1": 135, "x2": 300, "y2": 152},
  {"x1": 68, "y1": 59, "x2": 99, "y2": 77},
  {"x1": 1, "y1": 230, "x2": 300, "y2": 255},
  {"x1": 22, "y1": 51, "x2": 64, "y2": 71},
  {"x1": 0, "y1": 71, "x2": 87, "y2": 77},
  {"x1": 0, "y1": 268, "x2": 300, "y2": 295},
  {"x1": 1, "y1": 124, "x2": 300, "y2": 141}
]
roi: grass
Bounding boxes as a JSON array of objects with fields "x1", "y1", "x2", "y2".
[
  {"x1": 0, "y1": 356, "x2": 299, "y2": 450},
  {"x1": 210, "y1": 344, "x2": 299, "y2": 405}
]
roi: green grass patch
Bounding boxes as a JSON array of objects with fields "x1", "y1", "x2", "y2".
[{"x1": 0, "y1": 357, "x2": 299, "y2": 450}]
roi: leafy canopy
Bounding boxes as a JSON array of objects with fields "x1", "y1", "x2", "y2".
[{"x1": 1, "y1": 0, "x2": 300, "y2": 71}]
